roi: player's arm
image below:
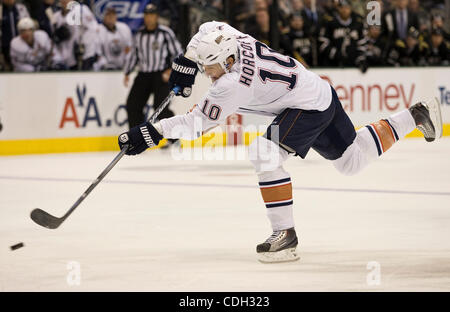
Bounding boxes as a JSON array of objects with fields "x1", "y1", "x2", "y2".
[
  {"x1": 118, "y1": 104, "x2": 225, "y2": 155},
  {"x1": 118, "y1": 79, "x2": 240, "y2": 155},
  {"x1": 162, "y1": 77, "x2": 240, "y2": 139},
  {"x1": 157, "y1": 104, "x2": 221, "y2": 140}
]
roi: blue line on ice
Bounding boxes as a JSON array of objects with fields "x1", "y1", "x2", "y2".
[{"x1": 0, "y1": 175, "x2": 449, "y2": 197}]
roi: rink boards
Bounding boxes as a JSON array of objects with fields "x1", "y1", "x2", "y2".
[{"x1": 0, "y1": 67, "x2": 449, "y2": 155}]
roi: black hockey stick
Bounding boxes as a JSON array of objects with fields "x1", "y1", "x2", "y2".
[{"x1": 30, "y1": 86, "x2": 182, "y2": 229}]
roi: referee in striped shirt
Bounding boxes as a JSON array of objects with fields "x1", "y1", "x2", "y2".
[{"x1": 123, "y1": 4, "x2": 183, "y2": 129}]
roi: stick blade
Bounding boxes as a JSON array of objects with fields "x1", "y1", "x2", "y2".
[{"x1": 30, "y1": 208, "x2": 63, "y2": 229}]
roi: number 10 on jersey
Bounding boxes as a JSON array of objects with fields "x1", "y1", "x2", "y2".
[{"x1": 255, "y1": 41, "x2": 298, "y2": 90}]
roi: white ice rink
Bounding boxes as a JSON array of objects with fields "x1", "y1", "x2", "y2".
[{"x1": 1, "y1": 138, "x2": 449, "y2": 291}]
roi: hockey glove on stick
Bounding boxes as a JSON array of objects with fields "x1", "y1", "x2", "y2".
[
  {"x1": 169, "y1": 54, "x2": 198, "y2": 97},
  {"x1": 118, "y1": 122, "x2": 163, "y2": 155}
]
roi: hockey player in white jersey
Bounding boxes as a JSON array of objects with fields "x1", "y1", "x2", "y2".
[
  {"x1": 96, "y1": 7, "x2": 132, "y2": 70},
  {"x1": 52, "y1": 0, "x2": 99, "y2": 70},
  {"x1": 118, "y1": 21, "x2": 443, "y2": 263},
  {"x1": 10, "y1": 17, "x2": 56, "y2": 72}
]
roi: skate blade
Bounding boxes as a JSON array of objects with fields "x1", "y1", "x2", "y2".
[
  {"x1": 424, "y1": 97, "x2": 443, "y2": 141},
  {"x1": 257, "y1": 247, "x2": 300, "y2": 264}
]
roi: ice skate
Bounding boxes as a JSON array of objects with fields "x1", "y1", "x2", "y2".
[
  {"x1": 257, "y1": 228, "x2": 300, "y2": 263},
  {"x1": 409, "y1": 98, "x2": 443, "y2": 142}
]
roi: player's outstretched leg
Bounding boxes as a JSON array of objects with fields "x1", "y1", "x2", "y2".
[{"x1": 333, "y1": 98, "x2": 443, "y2": 176}]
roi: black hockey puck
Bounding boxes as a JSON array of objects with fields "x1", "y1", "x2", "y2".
[{"x1": 10, "y1": 242, "x2": 24, "y2": 251}]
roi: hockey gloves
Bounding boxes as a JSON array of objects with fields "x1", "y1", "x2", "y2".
[
  {"x1": 169, "y1": 54, "x2": 198, "y2": 98},
  {"x1": 118, "y1": 122, "x2": 163, "y2": 155}
]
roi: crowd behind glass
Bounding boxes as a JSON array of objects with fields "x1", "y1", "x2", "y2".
[{"x1": 0, "y1": 0, "x2": 448, "y2": 73}]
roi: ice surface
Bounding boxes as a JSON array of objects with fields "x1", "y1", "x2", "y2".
[{"x1": 1, "y1": 138, "x2": 449, "y2": 291}]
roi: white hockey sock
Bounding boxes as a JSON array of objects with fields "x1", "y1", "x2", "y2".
[
  {"x1": 362, "y1": 109, "x2": 416, "y2": 159},
  {"x1": 386, "y1": 109, "x2": 416, "y2": 139},
  {"x1": 257, "y1": 168, "x2": 294, "y2": 231}
]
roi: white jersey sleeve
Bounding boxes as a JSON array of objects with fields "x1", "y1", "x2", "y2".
[{"x1": 159, "y1": 72, "x2": 241, "y2": 140}]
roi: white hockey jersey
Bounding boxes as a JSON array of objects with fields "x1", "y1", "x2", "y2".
[
  {"x1": 10, "y1": 30, "x2": 53, "y2": 72},
  {"x1": 160, "y1": 21, "x2": 332, "y2": 140},
  {"x1": 52, "y1": 4, "x2": 99, "y2": 68},
  {"x1": 96, "y1": 22, "x2": 132, "y2": 70}
]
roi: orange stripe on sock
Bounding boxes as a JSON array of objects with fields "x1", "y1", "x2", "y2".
[
  {"x1": 381, "y1": 120, "x2": 396, "y2": 142},
  {"x1": 260, "y1": 183, "x2": 292, "y2": 203},
  {"x1": 371, "y1": 120, "x2": 396, "y2": 153}
]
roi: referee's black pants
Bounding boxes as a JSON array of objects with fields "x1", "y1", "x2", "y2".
[{"x1": 126, "y1": 71, "x2": 175, "y2": 129}]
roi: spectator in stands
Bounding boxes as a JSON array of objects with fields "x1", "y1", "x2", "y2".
[
  {"x1": 291, "y1": 0, "x2": 304, "y2": 13},
  {"x1": 430, "y1": 14, "x2": 445, "y2": 29},
  {"x1": 382, "y1": 0, "x2": 419, "y2": 42},
  {"x1": 150, "y1": 0, "x2": 179, "y2": 30},
  {"x1": 321, "y1": 0, "x2": 338, "y2": 19},
  {"x1": 96, "y1": 7, "x2": 132, "y2": 70},
  {"x1": 52, "y1": 0, "x2": 99, "y2": 70},
  {"x1": 9, "y1": 16, "x2": 58, "y2": 71},
  {"x1": 246, "y1": 7, "x2": 291, "y2": 55},
  {"x1": 277, "y1": 0, "x2": 295, "y2": 29},
  {"x1": 426, "y1": 27, "x2": 449, "y2": 66},
  {"x1": 209, "y1": 0, "x2": 223, "y2": 11},
  {"x1": 23, "y1": 0, "x2": 58, "y2": 38},
  {"x1": 243, "y1": 0, "x2": 268, "y2": 34},
  {"x1": 229, "y1": 0, "x2": 253, "y2": 32},
  {"x1": 408, "y1": 0, "x2": 430, "y2": 33},
  {"x1": 1, "y1": 0, "x2": 30, "y2": 71},
  {"x1": 387, "y1": 26, "x2": 428, "y2": 66},
  {"x1": 430, "y1": 15, "x2": 449, "y2": 41},
  {"x1": 347, "y1": 0, "x2": 369, "y2": 18},
  {"x1": 300, "y1": 0, "x2": 322, "y2": 34},
  {"x1": 253, "y1": 0, "x2": 268, "y2": 11},
  {"x1": 318, "y1": 0, "x2": 365, "y2": 68},
  {"x1": 287, "y1": 13, "x2": 313, "y2": 67},
  {"x1": 247, "y1": 8, "x2": 270, "y2": 43},
  {"x1": 363, "y1": 24, "x2": 389, "y2": 67}
]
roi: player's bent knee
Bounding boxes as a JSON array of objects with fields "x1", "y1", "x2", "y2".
[
  {"x1": 332, "y1": 142, "x2": 367, "y2": 176},
  {"x1": 248, "y1": 136, "x2": 288, "y2": 173},
  {"x1": 334, "y1": 159, "x2": 362, "y2": 176}
]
